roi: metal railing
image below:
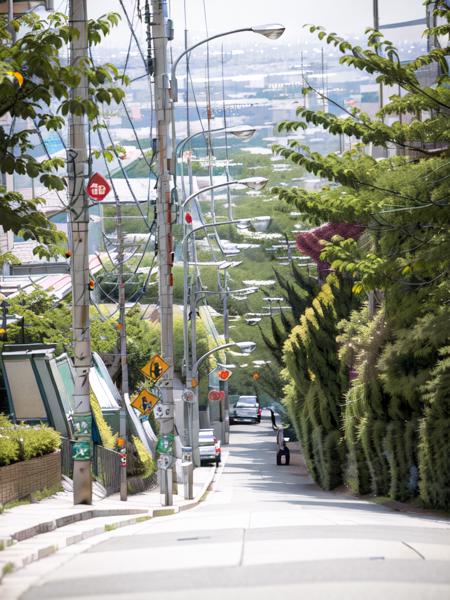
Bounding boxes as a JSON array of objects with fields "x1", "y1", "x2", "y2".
[
  {"x1": 60, "y1": 438, "x2": 157, "y2": 497},
  {"x1": 93, "y1": 445, "x2": 122, "y2": 496},
  {"x1": 60, "y1": 437, "x2": 74, "y2": 478}
]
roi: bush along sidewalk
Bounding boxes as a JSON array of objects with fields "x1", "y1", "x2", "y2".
[
  {"x1": 0, "y1": 415, "x2": 61, "y2": 467},
  {"x1": 0, "y1": 414, "x2": 62, "y2": 505}
]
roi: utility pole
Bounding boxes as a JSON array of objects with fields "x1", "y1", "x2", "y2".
[
  {"x1": 222, "y1": 269, "x2": 230, "y2": 445},
  {"x1": 151, "y1": 0, "x2": 175, "y2": 506},
  {"x1": 116, "y1": 195, "x2": 128, "y2": 501},
  {"x1": 68, "y1": 0, "x2": 92, "y2": 505}
]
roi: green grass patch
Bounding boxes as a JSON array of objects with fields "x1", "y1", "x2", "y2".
[
  {"x1": 153, "y1": 508, "x2": 176, "y2": 517},
  {"x1": 135, "y1": 515, "x2": 151, "y2": 523},
  {"x1": 2, "y1": 562, "x2": 14, "y2": 576},
  {"x1": 31, "y1": 484, "x2": 63, "y2": 502}
]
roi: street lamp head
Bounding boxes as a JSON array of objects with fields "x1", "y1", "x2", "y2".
[
  {"x1": 238, "y1": 176, "x2": 268, "y2": 191},
  {"x1": 218, "y1": 260, "x2": 242, "y2": 270},
  {"x1": 251, "y1": 24, "x2": 286, "y2": 40},
  {"x1": 235, "y1": 341, "x2": 256, "y2": 354},
  {"x1": 246, "y1": 317, "x2": 262, "y2": 326},
  {"x1": 226, "y1": 126, "x2": 257, "y2": 141}
]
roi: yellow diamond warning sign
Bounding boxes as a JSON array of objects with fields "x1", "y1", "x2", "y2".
[
  {"x1": 131, "y1": 389, "x2": 160, "y2": 416},
  {"x1": 141, "y1": 354, "x2": 169, "y2": 383}
]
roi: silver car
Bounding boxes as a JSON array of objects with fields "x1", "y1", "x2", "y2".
[
  {"x1": 230, "y1": 395, "x2": 259, "y2": 424},
  {"x1": 198, "y1": 428, "x2": 221, "y2": 466}
]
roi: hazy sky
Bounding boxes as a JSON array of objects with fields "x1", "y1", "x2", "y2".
[{"x1": 86, "y1": 0, "x2": 425, "y2": 46}]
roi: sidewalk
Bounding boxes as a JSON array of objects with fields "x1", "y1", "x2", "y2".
[{"x1": 0, "y1": 464, "x2": 217, "y2": 586}]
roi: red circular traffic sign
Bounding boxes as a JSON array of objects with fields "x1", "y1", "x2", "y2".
[
  {"x1": 86, "y1": 172, "x2": 111, "y2": 202},
  {"x1": 217, "y1": 369, "x2": 232, "y2": 381}
]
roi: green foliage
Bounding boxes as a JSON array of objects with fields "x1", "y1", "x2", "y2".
[
  {"x1": 338, "y1": 307, "x2": 391, "y2": 495},
  {"x1": 418, "y1": 346, "x2": 450, "y2": 510},
  {"x1": 342, "y1": 386, "x2": 371, "y2": 495},
  {"x1": 0, "y1": 431, "x2": 19, "y2": 466},
  {"x1": 3, "y1": 289, "x2": 71, "y2": 354},
  {"x1": 275, "y1": 7, "x2": 450, "y2": 510},
  {"x1": 124, "y1": 307, "x2": 160, "y2": 393},
  {"x1": 0, "y1": 416, "x2": 60, "y2": 467},
  {"x1": 0, "y1": 11, "x2": 126, "y2": 259},
  {"x1": 385, "y1": 419, "x2": 418, "y2": 502},
  {"x1": 90, "y1": 391, "x2": 116, "y2": 450},
  {"x1": 259, "y1": 262, "x2": 319, "y2": 368},
  {"x1": 283, "y1": 275, "x2": 353, "y2": 489},
  {"x1": 127, "y1": 435, "x2": 155, "y2": 479}
]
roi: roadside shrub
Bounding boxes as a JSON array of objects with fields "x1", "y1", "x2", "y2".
[
  {"x1": 127, "y1": 435, "x2": 155, "y2": 479},
  {"x1": 0, "y1": 415, "x2": 60, "y2": 467},
  {"x1": 90, "y1": 392, "x2": 117, "y2": 449},
  {"x1": 358, "y1": 417, "x2": 390, "y2": 496},
  {"x1": 18, "y1": 425, "x2": 61, "y2": 461},
  {"x1": 342, "y1": 386, "x2": 371, "y2": 495},
  {"x1": 282, "y1": 275, "x2": 353, "y2": 490},
  {"x1": 0, "y1": 435, "x2": 20, "y2": 466},
  {"x1": 385, "y1": 419, "x2": 418, "y2": 502},
  {"x1": 418, "y1": 346, "x2": 450, "y2": 510}
]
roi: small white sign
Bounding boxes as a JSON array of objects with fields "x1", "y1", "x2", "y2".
[
  {"x1": 154, "y1": 403, "x2": 174, "y2": 420},
  {"x1": 157, "y1": 455, "x2": 173, "y2": 470}
]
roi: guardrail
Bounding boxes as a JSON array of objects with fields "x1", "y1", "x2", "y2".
[
  {"x1": 60, "y1": 436, "x2": 73, "y2": 478},
  {"x1": 60, "y1": 438, "x2": 157, "y2": 496},
  {"x1": 93, "y1": 444, "x2": 122, "y2": 496}
]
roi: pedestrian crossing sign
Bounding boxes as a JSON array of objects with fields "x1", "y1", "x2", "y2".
[
  {"x1": 131, "y1": 389, "x2": 160, "y2": 416},
  {"x1": 141, "y1": 354, "x2": 169, "y2": 383}
]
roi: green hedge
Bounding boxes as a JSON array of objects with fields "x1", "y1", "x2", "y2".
[
  {"x1": 418, "y1": 346, "x2": 450, "y2": 510},
  {"x1": 90, "y1": 392, "x2": 117, "y2": 449},
  {"x1": 386, "y1": 419, "x2": 418, "y2": 502},
  {"x1": 282, "y1": 275, "x2": 353, "y2": 490},
  {"x1": 127, "y1": 435, "x2": 155, "y2": 479},
  {"x1": 0, "y1": 415, "x2": 61, "y2": 467}
]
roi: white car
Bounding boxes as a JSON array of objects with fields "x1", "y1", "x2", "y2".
[
  {"x1": 198, "y1": 428, "x2": 221, "y2": 466},
  {"x1": 230, "y1": 395, "x2": 260, "y2": 424}
]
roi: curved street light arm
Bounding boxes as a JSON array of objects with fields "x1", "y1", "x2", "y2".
[
  {"x1": 176, "y1": 126, "x2": 227, "y2": 158},
  {"x1": 192, "y1": 342, "x2": 237, "y2": 377},
  {"x1": 171, "y1": 28, "x2": 252, "y2": 101},
  {"x1": 182, "y1": 218, "x2": 245, "y2": 258},
  {"x1": 182, "y1": 181, "x2": 241, "y2": 210}
]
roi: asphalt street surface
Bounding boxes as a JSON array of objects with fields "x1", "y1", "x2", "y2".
[{"x1": 21, "y1": 418, "x2": 450, "y2": 600}]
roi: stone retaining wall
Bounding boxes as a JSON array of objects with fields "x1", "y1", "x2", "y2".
[{"x1": 0, "y1": 451, "x2": 61, "y2": 505}]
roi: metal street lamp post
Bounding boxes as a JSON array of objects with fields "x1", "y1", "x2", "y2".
[
  {"x1": 181, "y1": 181, "x2": 268, "y2": 422},
  {"x1": 181, "y1": 218, "x2": 261, "y2": 465},
  {"x1": 170, "y1": 24, "x2": 286, "y2": 102},
  {"x1": 170, "y1": 24, "x2": 284, "y2": 201},
  {"x1": 174, "y1": 126, "x2": 257, "y2": 199},
  {"x1": 189, "y1": 341, "x2": 256, "y2": 458}
]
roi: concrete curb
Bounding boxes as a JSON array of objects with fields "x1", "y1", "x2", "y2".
[
  {"x1": 0, "y1": 465, "x2": 218, "y2": 586},
  {"x1": 0, "y1": 513, "x2": 151, "y2": 584},
  {"x1": 2, "y1": 507, "x2": 148, "y2": 546},
  {"x1": 179, "y1": 465, "x2": 216, "y2": 512}
]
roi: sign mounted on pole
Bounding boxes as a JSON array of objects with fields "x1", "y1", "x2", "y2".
[
  {"x1": 73, "y1": 414, "x2": 92, "y2": 437},
  {"x1": 131, "y1": 389, "x2": 159, "y2": 416},
  {"x1": 141, "y1": 354, "x2": 169, "y2": 383},
  {"x1": 72, "y1": 441, "x2": 92, "y2": 461},
  {"x1": 86, "y1": 172, "x2": 111, "y2": 202},
  {"x1": 217, "y1": 368, "x2": 232, "y2": 382},
  {"x1": 153, "y1": 402, "x2": 174, "y2": 420},
  {"x1": 156, "y1": 433, "x2": 175, "y2": 455}
]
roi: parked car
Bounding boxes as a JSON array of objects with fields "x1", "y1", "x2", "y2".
[
  {"x1": 230, "y1": 395, "x2": 260, "y2": 424},
  {"x1": 198, "y1": 428, "x2": 221, "y2": 466}
]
